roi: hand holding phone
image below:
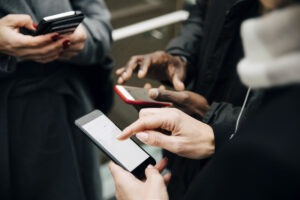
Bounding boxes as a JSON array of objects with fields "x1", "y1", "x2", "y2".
[
  {"x1": 75, "y1": 110, "x2": 156, "y2": 179},
  {"x1": 114, "y1": 85, "x2": 172, "y2": 107},
  {"x1": 35, "y1": 11, "x2": 84, "y2": 35}
]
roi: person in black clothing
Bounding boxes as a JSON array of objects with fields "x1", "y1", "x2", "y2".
[
  {"x1": 116, "y1": 0, "x2": 260, "y2": 198},
  {"x1": 0, "y1": 1, "x2": 112, "y2": 199},
  {"x1": 110, "y1": 1, "x2": 300, "y2": 199}
]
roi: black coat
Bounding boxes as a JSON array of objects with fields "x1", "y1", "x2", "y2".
[
  {"x1": 165, "y1": 0, "x2": 260, "y2": 199},
  {"x1": 0, "y1": 62, "x2": 112, "y2": 200},
  {"x1": 184, "y1": 85, "x2": 300, "y2": 200},
  {"x1": 167, "y1": 0, "x2": 259, "y2": 140}
]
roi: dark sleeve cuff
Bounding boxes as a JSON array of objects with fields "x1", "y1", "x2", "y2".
[{"x1": 203, "y1": 102, "x2": 241, "y2": 151}]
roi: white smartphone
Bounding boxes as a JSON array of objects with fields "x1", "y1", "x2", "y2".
[{"x1": 75, "y1": 110, "x2": 156, "y2": 179}]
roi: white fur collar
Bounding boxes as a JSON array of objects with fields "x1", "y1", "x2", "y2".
[{"x1": 238, "y1": 5, "x2": 300, "y2": 89}]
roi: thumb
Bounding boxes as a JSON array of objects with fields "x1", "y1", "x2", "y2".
[
  {"x1": 172, "y1": 74, "x2": 185, "y2": 91},
  {"x1": 6, "y1": 14, "x2": 36, "y2": 31},
  {"x1": 149, "y1": 88, "x2": 186, "y2": 105},
  {"x1": 145, "y1": 165, "x2": 163, "y2": 183},
  {"x1": 109, "y1": 161, "x2": 135, "y2": 182},
  {"x1": 136, "y1": 131, "x2": 178, "y2": 153}
]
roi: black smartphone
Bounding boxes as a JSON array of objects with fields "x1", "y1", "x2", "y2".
[
  {"x1": 114, "y1": 85, "x2": 173, "y2": 107},
  {"x1": 35, "y1": 11, "x2": 84, "y2": 35},
  {"x1": 75, "y1": 110, "x2": 156, "y2": 179}
]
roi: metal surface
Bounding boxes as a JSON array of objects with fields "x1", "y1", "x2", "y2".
[{"x1": 112, "y1": 10, "x2": 189, "y2": 41}]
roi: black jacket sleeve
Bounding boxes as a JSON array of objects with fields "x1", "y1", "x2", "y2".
[
  {"x1": 166, "y1": 0, "x2": 208, "y2": 65},
  {"x1": 166, "y1": 0, "x2": 208, "y2": 87},
  {"x1": 202, "y1": 102, "x2": 241, "y2": 151},
  {"x1": 184, "y1": 86, "x2": 300, "y2": 200},
  {"x1": 202, "y1": 90, "x2": 264, "y2": 151}
]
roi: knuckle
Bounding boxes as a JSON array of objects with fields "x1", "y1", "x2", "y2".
[
  {"x1": 52, "y1": 54, "x2": 60, "y2": 61},
  {"x1": 78, "y1": 44, "x2": 84, "y2": 51},
  {"x1": 54, "y1": 45, "x2": 63, "y2": 52},
  {"x1": 15, "y1": 50, "x2": 26, "y2": 57},
  {"x1": 173, "y1": 142, "x2": 185, "y2": 154},
  {"x1": 139, "y1": 118, "x2": 148, "y2": 129},
  {"x1": 154, "y1": 50, "x2": 164, "y2": 56},
  {"x1": 5, "y1": 14, "x2": 13, "y2": 21},
  {"x1": 170, "y1": 108, "x2": 181, "y2": 120},
  {"x1": 160, "y1": 92, "x2": 171, "y2": 101},
  {"x1": 130, "y1": 55, "x2": 139, "y2": 62},
  {"x1": 181, "y1": 92, "x2": 190, "y2": 103},
  {"x1": 39, "y1": 49, "x2": 48, "y2": 55},
  {"x1": 149, "y1": 134, "x2": 160, "y2": 146},
  {"x1": 139, "y1": 109, "x2": 148, "y2": 117},
  {"x1": 10, "y1": 40, "x2": 20, "y2": 49},
  {"x1": 23, "y1": 15, "x2": 31, "y2": 21},
  {"x1": 151, "y1": 173, "x2": 164, "y2": 183},
  {"x1": 29, "y1": 41, "x2": 39, "y2": 48}
]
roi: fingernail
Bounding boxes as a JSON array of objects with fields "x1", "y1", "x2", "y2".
[
  {"x1": 147, "y1": 165, "x2": 154, "y2": 169},
  {"x1": 138, "y1": 70, "x2": 143, "y2": 77},
  {"x1": 63, "y1": 40, "x2": 71, "y2": 49},
  {"x1": 51, "y1": 34, "x2": 60, "y2": 41},
  {"x1": 33, "y1": 23, "x2": 38, "y2": 29},
  {"x1": 136, "y1": 132, "x2": 149, "y2": 142},
  {"x1": 149, "y1": 88, "x2": 159, "y2": 99},
  {"x1": 117, "y1": 77, "x2": 123, "y2": 84},
  {"x1": 116, "y1": 132, "x2": 126, "y2": 140},
  {"x1": 116, "y1": 134, "x2": 122, "y2": 140}
]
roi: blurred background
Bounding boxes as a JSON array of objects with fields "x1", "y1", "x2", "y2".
[
  {"x1": 101, "y1": 1, "x2": 195, "y2": 199},
  {"x1": 106, "y1": 0, "x2": 194, "y2": 129}
]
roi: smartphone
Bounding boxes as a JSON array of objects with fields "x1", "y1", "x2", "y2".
[
  {"x1": 35, "y1": 11, "x2": 84, "y2": 35},
  {"x1": 75, "y1": 110, "x2": 156, "y2": 179},
  {"x1": 114, "y1": 85, "x2": 172, "y2": 107}
]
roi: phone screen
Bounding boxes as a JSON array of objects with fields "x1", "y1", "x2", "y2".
[{"x1": 81, "y1": 114, "x2": 150, "y2": 171}]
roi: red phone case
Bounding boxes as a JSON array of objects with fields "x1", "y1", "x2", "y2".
[{"x1": 114, "y1": 85, "x2": 172, "y2": 107}]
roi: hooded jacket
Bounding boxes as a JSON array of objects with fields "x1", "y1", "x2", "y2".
[
  {"x1": 184, "y1": 5, "x2": 300, "y2": 200},
  {"x1": 165, "y1": 1, "x2": 260, "y2": 199}
]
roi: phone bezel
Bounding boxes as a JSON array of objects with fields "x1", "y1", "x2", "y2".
[
  {"x1": 35, "y1": 11, "x2": 84, "y2": 35},
  {"x1": 114, "y1": 85, "x2": 173, "y2": 107},
  {"x1": 75, "y1": 110, "x2": 156, "y2": 179}
]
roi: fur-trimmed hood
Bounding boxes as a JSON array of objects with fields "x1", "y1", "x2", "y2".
[{"x1": 238, "y1": 5, "x2": 300, "y2": 88}]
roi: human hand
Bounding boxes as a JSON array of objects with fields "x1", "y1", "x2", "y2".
[
  {"x1": 149, "y1": 88, "x2": 210, "y2": 119},
  {"x1": 0, "y1": 14, "x2": 65, "y2": 63},
  {"x1": 109, "y1": 158, "x2": 170, "y2": 200},
  {"x1": 59, "y1": 24, "x2": 87, "y2": 60},
  {"x1": 118, "y1": 108, "x2": 215, "y2": 159},
  {"x1": 116, "y1": 51, "x2": 187, "y2": 91}
]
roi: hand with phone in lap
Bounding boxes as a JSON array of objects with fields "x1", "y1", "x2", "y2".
[
  {"x1": 33, "y1": 11, "x2": 86, "y2": 61},
  {"x1": 58, "y1": 23, "x2": 87, "y2": 60},
  {"x1": 0, "y1": 14, "x2": 65, "y2": 63},
  {"x1": 75, "y1": 110, "x2": 156, "y2": 179},
  {"x1": 109, "y1": 158, "x2": 171, "y2": 200}
]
